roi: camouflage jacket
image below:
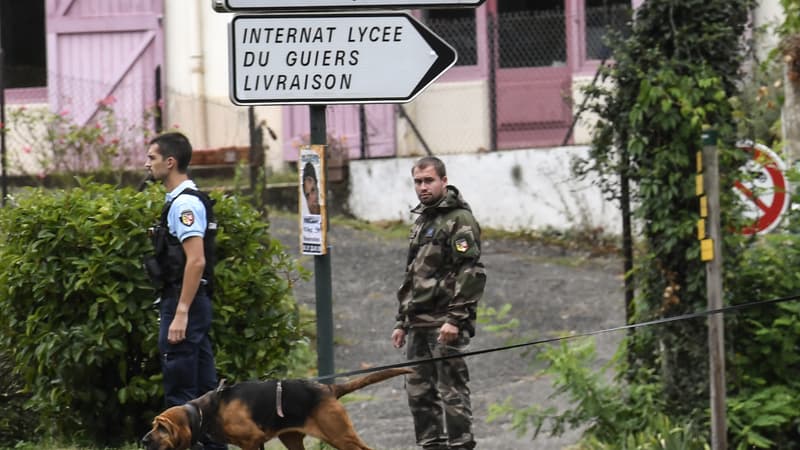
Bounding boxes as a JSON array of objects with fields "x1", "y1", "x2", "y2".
[{"x1": 395, "y1": 186, "x2": 486, "y2": 336}]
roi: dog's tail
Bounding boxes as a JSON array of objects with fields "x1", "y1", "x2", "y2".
[{"x1": 330, "y1": 367, "x2": 413, "y2": 399}]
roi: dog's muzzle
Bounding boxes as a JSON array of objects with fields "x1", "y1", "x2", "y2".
[
  {"x1": 140, "y1": 429, "x2": 164, "y2": 450},
  {"x1": 140, "y1": 430, "x2": 153, "y2": 449}
]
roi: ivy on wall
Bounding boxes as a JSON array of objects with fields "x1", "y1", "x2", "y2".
[{"x1": 575, "y1": 0, "x2": 754, "y2": 424}]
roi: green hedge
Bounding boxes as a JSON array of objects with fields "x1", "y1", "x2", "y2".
[
  {"x1": 725, "y1": 233, "x2": 800, "y2": 448},
  {"x1": 0, "y1": 181, "x2": 308, "y2": 445}
]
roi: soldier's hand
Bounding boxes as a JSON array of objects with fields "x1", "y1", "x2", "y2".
[
  {"x1": 392, "y1": 328, "x2": 406, "y2": 348},
  {"x1": 438, "y1": 323, "x2": 459, "y2": 345}
]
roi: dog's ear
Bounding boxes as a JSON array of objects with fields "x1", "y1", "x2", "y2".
[{"x1": 156, "y1": 408, "x2": 194, "y2": 450}]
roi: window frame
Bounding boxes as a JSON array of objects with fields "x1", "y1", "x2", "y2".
[
  {"x1": 1, "y1": 0, "x2": 47, "y2": 104},
  {"x1": 418, "y1": 4, "x2": 490, "y2": 83},
  {"x1": 422, "y1": 1, "x2": 637, "y2": 81}
]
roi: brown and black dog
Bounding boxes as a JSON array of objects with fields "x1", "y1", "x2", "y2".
[{"x1": 141, "y1": 367, "x2": 412, "y2": 450}]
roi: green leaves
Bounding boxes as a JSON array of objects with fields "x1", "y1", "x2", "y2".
[
  {"x1": 0, "y1": 184, "x2": 308, "y2": 445},
  {"x1": 563, "y1": 0, "x2": 800, "y2": 447},
  {"x1": 4, "y1": 101, "x2": 158, "y2": 186},
  {"x1": 0, "y1": 185, "x2": 157, "y2": 441},
  {"x1": 724, "y1": 234, "x2": 800, "y2": 448},
  {"x1": 487, "y1": 337, "x2": 714, "y2": 448},
  {"x1": 728, "y1": 385, "x2": 798, "y2": 449}
]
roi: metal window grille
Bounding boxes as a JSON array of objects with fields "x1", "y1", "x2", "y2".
[
  {"x1": 425, "y1": 9, "x2": 478, "y2": 67},
  {"x1": 498, "y1": 9, "x2": 567, "y2": 69},
  {"x1": 586, "y1": 2, "x2": 632, "y2": 60}
]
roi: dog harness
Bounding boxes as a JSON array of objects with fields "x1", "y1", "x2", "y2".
[{"x1": 276, "y1": 381, "x2": 285, "y2": 417}]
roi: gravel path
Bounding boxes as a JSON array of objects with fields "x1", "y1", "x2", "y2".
[{"x1": 269, "y1": 213, "x2": 625, "y2": 450}]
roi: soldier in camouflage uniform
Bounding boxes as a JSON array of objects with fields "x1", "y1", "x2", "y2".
[{"x1": 392, "y1": 156, "x2": 486, "y2": 450}]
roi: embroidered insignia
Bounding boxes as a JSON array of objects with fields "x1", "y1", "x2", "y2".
[
  {"x1": 455, "y1": 238, "x2": 470, "y2": 253},
  {"x1": 180, "y1": 210, "x2": 195, "y2": 226},
  {"x1": 425, "y1": 228, "x2": 434, "y2": 238}
]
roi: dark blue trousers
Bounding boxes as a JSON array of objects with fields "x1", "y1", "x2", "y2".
[{"x1": 158, "y1": 288, "x2": 225, "y2": 450}]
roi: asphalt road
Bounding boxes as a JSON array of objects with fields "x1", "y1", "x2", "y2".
[{"x1": 269, "y1": 213, "x2": 625, "y2": 450}]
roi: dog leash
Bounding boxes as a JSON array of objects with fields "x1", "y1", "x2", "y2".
[{"x1": 308, "y1": 293, "x2": 800, "y2": 383}]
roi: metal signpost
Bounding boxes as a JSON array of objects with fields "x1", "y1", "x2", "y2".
[
  {"x1": 220, "y1": 0, "x2": 466, "y2": 381},
  {"x1": 228, "y1": 12, "x2": 456, "y2": 105},
  {"x1": 215, "y1": 0, "x2": 485, "y2": 12}
]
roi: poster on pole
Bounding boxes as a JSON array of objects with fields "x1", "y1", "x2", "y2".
[{"x1": 299, "y1": 145, "x2": 327, "y2": 255}]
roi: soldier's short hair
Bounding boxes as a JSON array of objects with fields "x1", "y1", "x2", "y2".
[{"x1": 412, "y1": 156, "x2": 446, "y2": 178}]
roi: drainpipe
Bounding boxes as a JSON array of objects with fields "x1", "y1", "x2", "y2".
[{"x1": 191, "y1": 2, "x2": 209, "y2": 148}]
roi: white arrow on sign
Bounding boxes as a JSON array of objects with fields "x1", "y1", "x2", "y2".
[
  {"x1": 218, "y1": 0, "x2": 485, "y2": 11},
  {"x1": 228, "y1": 13, "x2": 457, "y2": 105}
]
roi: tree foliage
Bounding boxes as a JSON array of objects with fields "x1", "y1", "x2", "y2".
[
  {"x1": 561, "y1": 0, "x2": 800, "y2": 446},
  {"x1": 575, "y1": 0, "x2": 754, "y2": 419},
  {"x1": 0, "y1": 182, "x2": 308, "y2": 445},
  {"x1": 464, "y1": 0, "x2": 800, "y2": 446},
  {"x1": 778, "y1": 0, "x2": 800, "y2": 37}
]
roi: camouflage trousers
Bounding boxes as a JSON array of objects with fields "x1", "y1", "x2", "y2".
[{"x1": 405, "y1": 328, "x2": 475, "y2": 450}]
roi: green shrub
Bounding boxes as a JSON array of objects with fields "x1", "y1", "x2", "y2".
[
  {"x1": 5, "y1": 98, "x2": 156, "y2": 185},
  {"x1": 725, "y1": 233, "x2": 800, "y2": 448},
  {"x1": 0, "y1": 181, "x2": 309, "y2": 445},
  {"x1": 0, "y1": 350, "x2": 36, "y2": 447},
  {"x1": 488, "y1": 337, "x2": 710, "y2": 447},
  {"x1": 490, "y1": 338, "x2": 668, "y2": 442},
  {"x1": 578, "y1": 414, "x2": 709, "y2": 450}
]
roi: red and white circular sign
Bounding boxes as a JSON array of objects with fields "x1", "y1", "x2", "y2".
[{"x1": 734, "y1": 143, "x2": 790, "y2": 235}]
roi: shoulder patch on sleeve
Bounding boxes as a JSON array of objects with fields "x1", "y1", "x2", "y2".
[
  {"x1": 180, "y1": 210, "x2": 195, "y2": 226},
  {"x1": 455, "y1": 238, "x2": 470, "y2": 253}
]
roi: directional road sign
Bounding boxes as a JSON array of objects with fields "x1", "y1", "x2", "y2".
[
  {"x1": 215, "y1": 0, "x2": 486, "y2": 12},
  {"x1": 228, "y1": 12, "x2": 457, "y2": 105}
]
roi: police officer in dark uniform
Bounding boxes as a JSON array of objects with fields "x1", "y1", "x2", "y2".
[{"x1": 144, "y1": 132, "x2": 225, "y2": 450}]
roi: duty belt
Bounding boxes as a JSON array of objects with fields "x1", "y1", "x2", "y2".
[{"x1": 161, "y1": 279, "x2": 209, "y2": 300}]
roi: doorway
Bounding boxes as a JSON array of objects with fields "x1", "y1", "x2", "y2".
[{"x1": 489, "y1": 0, "x2": 572, "y2": 149}]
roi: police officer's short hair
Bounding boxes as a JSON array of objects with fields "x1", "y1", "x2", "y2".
[
  {"x1": 150, "y1": 132, "x2": 193, "y2": 173},
  {"x1": 413, "y1": 156, "x2": 446, "y2": 178}
]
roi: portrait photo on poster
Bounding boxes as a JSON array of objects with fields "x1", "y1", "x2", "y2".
[
  {"x1": 299, "y1": 146, "x2": 326, "y2": 255},
  {"x1": 302, "y1": 161, "x2": 322, "y2": 215}
]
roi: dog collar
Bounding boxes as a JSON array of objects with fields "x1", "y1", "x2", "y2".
[{"x1": 183, "y1": 403, "x2": 203, "y2": 445}]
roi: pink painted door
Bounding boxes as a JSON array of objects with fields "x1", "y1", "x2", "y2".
[
  {"x1": 283, "y1": 104, "x2": 396, "y2": 161},
  {"x1": 46, "y1": 0, "x2": 163, "y2": 159},
  {"x1": 490, "y1": 0, "x2": 572, "y2": 149}
]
